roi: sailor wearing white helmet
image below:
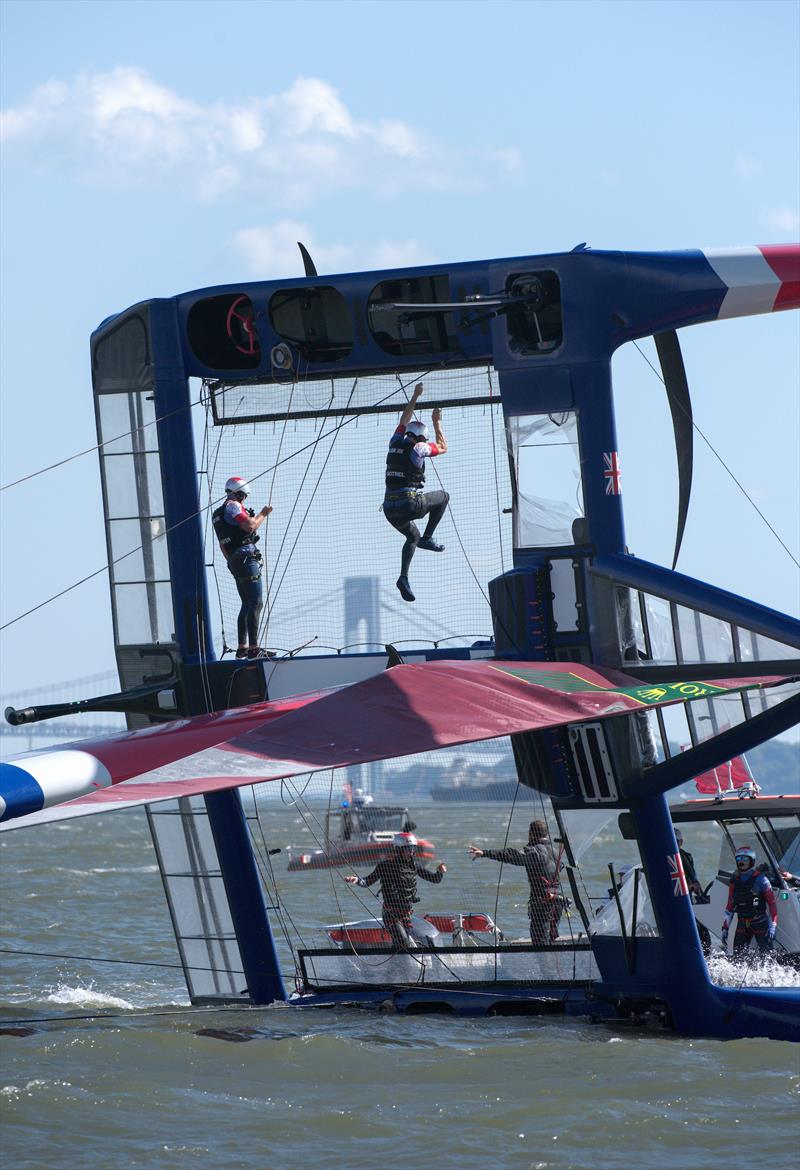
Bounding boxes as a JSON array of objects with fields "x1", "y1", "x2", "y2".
[
  {"x1": 211, "y1": 477, "x2": 273, "y2": 659},
  {"x1": 721, "y1": 845, "x2": 778, "y2": 958},
  {"x1": 345, "y1": 832, "x2": 446, "y2": 950},
  {"x1": 383, "y1": 382, "x2": 449, "y2": 603}
]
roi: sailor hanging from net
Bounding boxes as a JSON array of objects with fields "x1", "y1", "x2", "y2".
[
  {"x1": 212, "y1": 476, "x2": 273, "y2": 659},
  {"x1": 383, "y1": 382, "x2": 449, "y2": 602}
]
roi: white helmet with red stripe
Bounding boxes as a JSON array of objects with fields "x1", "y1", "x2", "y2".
[
  {"x1": 393, "y1": 832, "x2": 418, "y2": 849},
  {"x1": 405, "y1": 420, "x2": 428, "y2": 441},
  {"x1": 225, "y1": 476, "x2": 250, "y2": 497}
]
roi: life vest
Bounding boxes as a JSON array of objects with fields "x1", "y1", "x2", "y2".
[
  {"x1": 385, "y1": 431, "x2": 426, "y2": 492},
  {"x1": 212, "y1": 501, "x2": 257, "y2": 555},
  {"x1": 731, "y1": 869, "x2": 768, "y2": 919}
]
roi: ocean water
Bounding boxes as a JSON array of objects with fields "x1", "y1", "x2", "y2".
[{"x1": 1, "y1": 807, "x2": 798, "y2": 1170}]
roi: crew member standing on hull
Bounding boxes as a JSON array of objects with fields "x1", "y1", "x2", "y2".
[
  {"x1": 383, "y1": 383, "x2": 448, "y2": 603},
  {"x1": 721, "y1": 845, "x2": 778, "y2": 958},
  {"x1": 469, "y1": 819, "x2": 567, "y2": 945},
  {"x1": 345, "y1": 834, "x2": 446, "y2": 951},
  {"x1": 212, "y1": 476, "x2": 273, "y2": 659}
]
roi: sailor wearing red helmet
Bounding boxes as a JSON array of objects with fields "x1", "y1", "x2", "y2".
[
  {"x1": 721, "y1": 845, "x2": 778, "y2": 958},
  {"x1": 211, "y1": 477, "x2": 273, "y2": 659}
]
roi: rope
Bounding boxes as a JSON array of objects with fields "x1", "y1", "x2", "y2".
[
  {"x1": 633, "y1": 338, "x2": 799, "y2": 569},
  {"x1": 260, "y1": 378, "x2": 358, "y2": 642},
  {"x1": 0, "y1": 945, "x2": 242, "y2": 977},
  {"x1": 487, "y1": 367, "x2": 507, "y2": 574},
  {"x1": 0, "y1": 396, "x2": 205, "y2": 493},
  {"x1": 258, "y1": 379, "x2": 337, "y2": 645},
  {"x1": 0, "y1": 372, "x2": 435, "y2": 633},
  {"x1": 394, "y1": 374, "x2": 517, "y2": 649}
]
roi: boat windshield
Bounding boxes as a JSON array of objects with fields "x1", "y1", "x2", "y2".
[
  {"x1": 715, "y1": 814, "x2": 800, "y2": 879},
  {"x1": 327, "y1": 807, "x2": 408, "y2": 839}
]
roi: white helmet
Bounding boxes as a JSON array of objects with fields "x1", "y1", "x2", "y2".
[
  {"x1": 405, "y1": 420, "x2": 428, "y2": 441},
  {"x1": 393, "y1": 832, "x2": 418, "y2": 849},
  {"x1": 225, "y1": 476, "x2": 250, "y2": 497}
]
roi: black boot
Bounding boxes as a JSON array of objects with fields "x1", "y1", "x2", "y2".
[{"x1": 396, "y1": 576, "x2": 415, "y2": 602}]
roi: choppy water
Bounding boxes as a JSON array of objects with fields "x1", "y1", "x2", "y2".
[{"x1": 1, "y1": 807, "x2": 798, "y2": 1170}]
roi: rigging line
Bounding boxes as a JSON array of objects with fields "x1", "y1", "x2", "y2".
[
  {"x1": 259, "y1": 379, "x2": 338, "y2": 645},
  {"x1": 0, "y1": 946, "x2": 243, "y2": 977},
  {"x1": 259, "y1": 375, "x2": 298, "y2": 619},
  {"x1": 0, "y1": 1003, "x2": 285, "y2": 1027},
  {"x1": 0, "y1": 394, "x2": 205, "y2": 493},
  {"x1": 0, "y1": 372, "x2": 432, "y2": 633},
  {"x1": 202, "y1": 382, "x2": 250, "y2": 653},
  {"x1": 276, "y1": 778, "x2": 412, "y2": 943},
  {"x1": 490, "y1": 779, "x2": 521, "y2": 980},
  {"x1": 393, "y1": 377, "x2": 518, "y2": 649},
  {"x1": 246, "y1": 803, "x2": 312, "y2": 960},
  {"x1": 324, "y1": 769, "x2": 364, "y2": 965},
  {"x1": 486, "y1": 367, "x2": 507, "y2": 575},
  {"x1": 632, "y1": 338, "x2": 800, "y2": 570},
  {"x1": 263, "y1": 378, "x2": 358, "y2": 631}
]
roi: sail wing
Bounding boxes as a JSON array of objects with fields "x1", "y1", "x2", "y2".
[{"x1": 1, "y1": 659, "x2": 792, "y2": 831}]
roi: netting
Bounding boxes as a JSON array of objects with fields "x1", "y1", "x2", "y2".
[
  {"x1": 239, "y1": 737, "x2": 595, "y2": 992},
  {"x1": 197, "y1": 366, "x2": 511, "y2": 656}
]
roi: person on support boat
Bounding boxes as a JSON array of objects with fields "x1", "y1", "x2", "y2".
[
  {"x1": 469, "y1": 819, "x2": 567, "y2": 946},
  {"x1": 212, "y1": 476, "x2": 273, "y2": 659},
  {"x1": 344, "y1": 833, "x2": 446, "y2": 951},
  {"x1": 721, "y1": 845, "x2": 778, "y2": 959},
  {"x1": 383, "y1": 382, "x2": 448, "y2": 603}
]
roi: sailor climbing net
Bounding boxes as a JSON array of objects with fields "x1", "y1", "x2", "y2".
[{"x1": 197, "y1": 366, "x2": 512, "y2": 657}]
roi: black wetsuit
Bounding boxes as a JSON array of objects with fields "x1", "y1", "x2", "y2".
[
  {"x1": 679, "y1": 846, "x2": 712, "y2": 952},
  {"x1": 383, "y1": 426, "x2": 448, "y2": 577},
  {"x1": 481, "y1": 842, "x2": 565, "y2": 945},
  {"x1": 360, "y1": 854, "x2": 444, "y2": 950}
]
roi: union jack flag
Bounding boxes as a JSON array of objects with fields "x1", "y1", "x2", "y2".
[
  {"x1": 603, "y1": 451, "x2": 621, "y2": 495},
  {"x1": 668, "y1": 852, "x2": 689, "y2": 897}
]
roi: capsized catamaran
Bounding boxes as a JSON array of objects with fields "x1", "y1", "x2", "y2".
[{"x1": 2, "y1": 242, "x2": 799, "y2": 1040}]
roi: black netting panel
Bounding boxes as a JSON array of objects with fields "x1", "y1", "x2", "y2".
[{"x1": 199, "y1": 367, "x2": 512, "y2": 656}]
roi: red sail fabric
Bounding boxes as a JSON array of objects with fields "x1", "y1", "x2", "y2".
[
  {"x1": 693, "y1": 755, "x2": 754, "y2": 794},
  {"x1": 3, "y1": 659, "x2": 785, "y2": 832}
]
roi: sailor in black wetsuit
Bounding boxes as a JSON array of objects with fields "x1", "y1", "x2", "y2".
[
  {"x1": 469, "y1": 819, "x2": 567, "y2": 945},
  {"x1": 345, "y1": 833, "x2": 446, "y2": 950},
  {"x1": 211, "y1": 476, "x2": 273, "y2": 659},
  {"x1": 383, "y1": 382, "x2": 449, "y2": 602}
]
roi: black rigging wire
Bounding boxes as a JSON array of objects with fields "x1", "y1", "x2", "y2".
[
  {"x1": 260, "y1": 377, "x2": 358, "y2": 641},
  {"x1": 258, "y1": 375, "x2": 336, "y2": 646},
  {"x1": 0, "y1": 372, "x2": 433, "y2": 633},
  {"x1": 0, "y1": 395, "x2": 204, "y2": 493},
  {"x1": 632, "y1": 339, "x2": 799, "y2": 570}
]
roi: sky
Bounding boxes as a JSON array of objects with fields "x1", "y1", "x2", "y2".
[{"x1": 0, "y1": 0, "x2": 798, "y2": 715}]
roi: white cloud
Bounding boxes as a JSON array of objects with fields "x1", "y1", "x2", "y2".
[
  {"x1": 1, "y1": 66, "x2": 514, "y2": 204},
  {"x1": 733, "y1": 153, "x2": 762, "y2": 180},
  {"x1": 229, "y1": 222, "x2": 435, "y2": 278},
  {"x1": 760, "y1": 205, "x2": 800, "y2": 236}
]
